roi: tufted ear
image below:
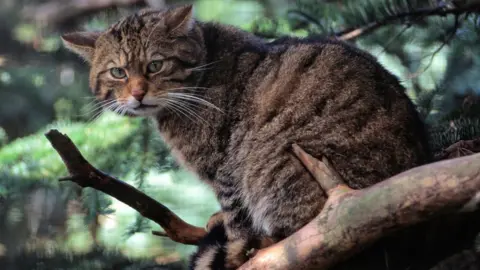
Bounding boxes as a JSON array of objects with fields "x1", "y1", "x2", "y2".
[
  {"x1": 164, "y1": 4, "x2": 195, "y2": 36},
  {"x1": 61, "y1": 31, "x2": 102, "y2": 62}
]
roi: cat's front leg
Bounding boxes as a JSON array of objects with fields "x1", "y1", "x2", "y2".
[
  {"x1": 205, "y1": 210, "x2": 259, "y2": 267},
  {"x1": 189, "y1": 212, "x2": 273, "y2": 270},
  {"x1": 221, "y1": 222, "x2": 274, "y2": 269},
  {"x1": 242, "y1": 152, "x2": 326, "y2": 240},
  {"x1": 212, "y1": 177, "x2": 276, "y2": 268},
  {"x1": 190, "y1": 209, "x2": 272, "y2": 270},
  {"x1": 216, "y1": 188, "x2": 256, "y2": 269}
]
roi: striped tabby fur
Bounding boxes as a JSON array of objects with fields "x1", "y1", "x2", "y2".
[{"x1": 62, "y1": 4, "x2": 432, "y2": 269}]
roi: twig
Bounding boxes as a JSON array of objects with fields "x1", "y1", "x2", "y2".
[
  {"x1": 239, "y1": 145, "x2": 480, "y2": 269},
  {"x1": 151, "y1": 230, "x2": 169, "y2": 237},
  {"x1": 407, "y1": 14, "x2": 462, "y2": 80},
  {"x1": 44, "y1": 129, "x2": 206, "y2": 245}
]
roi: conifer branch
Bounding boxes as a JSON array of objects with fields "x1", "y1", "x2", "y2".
[
  {"x1": 336, "y1": 2, "x2": 480, "y2": 40},
  {"x1": 44, "y1": 129, "x2": 206, "y2": 246},
  {"x1": 239, "y1": 145, "x2": 480, "y2": 270}
]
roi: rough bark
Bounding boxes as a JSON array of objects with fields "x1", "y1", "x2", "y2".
[{"x1": 239, "y1": 144, "x2": 480, "y2": 269}]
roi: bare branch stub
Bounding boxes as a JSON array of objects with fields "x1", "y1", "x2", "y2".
[
  {"x1": 292, "y1": 143, "x2": 351, "y2": 196},
  {"x1": 45, "y1": 129, "x2": 206, "y2": 245}
]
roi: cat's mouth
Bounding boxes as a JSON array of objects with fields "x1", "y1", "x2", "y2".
[
  {"x1": 123, "y1": 97, "x2": 161, "y2": 116},
  {"x1": 136, "y1": 104, "x2": 158, "y2": 109},
  {"x1": 127, "y1": 103, "x2": 161, "y2": 117}
]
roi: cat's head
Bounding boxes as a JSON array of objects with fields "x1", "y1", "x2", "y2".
[{"x1": 61, "y1": 5, "x2": 206, "y2": 117}]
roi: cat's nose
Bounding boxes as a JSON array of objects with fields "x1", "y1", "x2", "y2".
[{"x1": 131, "y1": 88, "x2": 146, "y2": 101}]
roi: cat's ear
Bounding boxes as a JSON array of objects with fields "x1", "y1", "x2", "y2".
[
  {"x1": 61, "y1": 31, "x2": 102, "y2": 62},
  {"x1": 164, "y1": 4, "x2": 195, "y2": 35}
]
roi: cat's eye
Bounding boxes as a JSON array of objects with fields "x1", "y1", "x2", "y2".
[
  {"x1": 110, "y1": 67, "x2": 127, "y2": 79},
  {"x1": 146, "y1": 60, "x2": 163, "y2": 74}
]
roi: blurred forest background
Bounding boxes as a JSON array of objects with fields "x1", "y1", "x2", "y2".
[{"x1": 2, "y1": 0, "x2": 480, "y2": 269}]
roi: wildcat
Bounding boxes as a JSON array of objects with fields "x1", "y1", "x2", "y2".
[{"x1": 61, "y1": 4, "x2": 431, "y2": 269}]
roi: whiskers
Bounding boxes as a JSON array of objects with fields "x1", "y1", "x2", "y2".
[
  {"x1": 153, "y1": 87, "x2": 223, "y2": 127},
  {"x1": 167, "y1": 92, "x2": 223, "y2": 113},
  {"x1": 79, "y1": 86, "x2": 223, "y2": 127},
  {"x1": 111, "y1": 99, "x2": 130, "y2": 117},
  {"x1": 80, "y1": 98, "x2": 129, "y2": 124},
  {"x1": 187, "y1": 60, "x2": 222, "y2": 72}
]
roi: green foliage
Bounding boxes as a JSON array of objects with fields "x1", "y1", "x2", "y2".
[
  {"x1": 194, "y1": 0, "x2": 264, "y2": 29},
  {"x1": 428, "y1": 117, "x2": 480, "y2": 153},
  {"x1": 0, "y1": 247, "x2": 185, "y2": 270},
  {"x1": 0, "y1": 112, "x2": 218, "y2": 267}
]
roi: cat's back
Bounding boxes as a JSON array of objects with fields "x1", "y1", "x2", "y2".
[
  {"x1": 235, "y1": 35, "x2": 431, "y2": 188},
  {"x1": 213, "y1": 34, "x2": 432, "y2": 238},
  {"x1": 245, "y1": 35, "x2": 408, "y2": 109}
]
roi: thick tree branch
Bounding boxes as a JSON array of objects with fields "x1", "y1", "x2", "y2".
[
  {"x1": 44, "y1": 129, "x2": 206, "y2": 245},
  {"x1": 45, "y1": 127, "x2": 480, "y2": 269},
  {"x1": 336, "y1": 2, "x2": 480, "y2": 40},
  {"x1": 239, "y1": 146, "x2": 480, "y2": 269}
]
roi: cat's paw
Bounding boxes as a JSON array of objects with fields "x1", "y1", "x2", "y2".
[
  {"x1": 189, "y1": 222, "x2": 249, "y2": 270},
  {"x1": 224, "y1": 236, "x2": 276, "y2": 268},
  {"x1": 189, "y1": 221, "x2": 275, "y2": 270},
  {"x1": 224, "y1": 238, "x2": 250, "y2": 269},
  {"x1": 206, "y1": 210, "x2": 224, "y2": 232}
]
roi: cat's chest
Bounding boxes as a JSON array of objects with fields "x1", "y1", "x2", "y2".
[{"x1": 158, "y1": 127, "x2": 226, "y2": 184}]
